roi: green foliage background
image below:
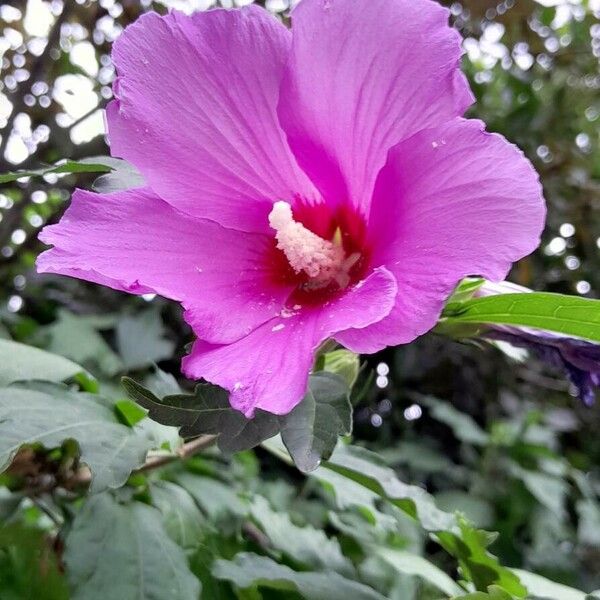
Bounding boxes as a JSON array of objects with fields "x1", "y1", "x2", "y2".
[{"x1": 1, "y1": 0, "x2": 600, "y2": 598}]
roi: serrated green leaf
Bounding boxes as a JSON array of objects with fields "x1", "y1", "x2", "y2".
[
  {"x1": 510, "y1": 464, "x2": 567, "y2": 519},
  {"x1": 115, "y1": 309, "x2": 174, "y2": 370},
  {"x1": 175, "y1": 473, "x2": 248, "y2": 521},
  {"x1": 280, "y1": 372, "x2": 352, "y2": 472},
  {"x1": 420, "y1": 396, "x2": 489, "y2": 446},
  {"x1": 442, "y1": 292, "x2": 600, "y2": 343},
  {"x1": 44, "y1": 310, "x2": 123, "y2": 377},
  {"x1": 322, "y1": 444, "x2": 456, "y2": 532},
  {"x1": 213, "y1": 553, "x2": 386, "y2": 600},
  {"x1": 0, "y1": 338, "x2": 86, "y2": 386},
  {"x1": 375, "y1": 547, "x2": 464, "y2": 597},
  {"x1": 0, "y1": 383, "x2": 153, "y2": 492},
  {"x1": 436, "y1": 519, "x2": 527, "y2": 597},
  {"x1": 435, "y1": 491, "x2": 495, "y2": 528},
  {"x1": 151, "y1": 481, "x2": 207, "y2": 550},
  {"x1": 576, "y1": 499, "x2": 600, "y2": 546},
  {"x1": 512, "y1": 569, "x2": 588, "y2": 600},
  {"x1": 250, "y1": 496, "x2": 353, "y2": 575},
  {"x1": 64, "y1": 493, "x2": 200, "y2": 600}
]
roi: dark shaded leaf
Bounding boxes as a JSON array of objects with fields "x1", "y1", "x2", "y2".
[
  {"x1": 280, "y1": 372, "x2": 352, "y2": 472},
  {"x1": 122, "y1": 377, "x2": 279, "y2": 453}
]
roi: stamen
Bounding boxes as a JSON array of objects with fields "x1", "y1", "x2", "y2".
[{"x1": 269, "y1": 201, "x2": 345, "y2": 285}]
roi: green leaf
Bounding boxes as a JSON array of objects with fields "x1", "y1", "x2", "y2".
[
  {"x1": 151, "y1": 481, "x2": 207, "y2": 551},
  {"x1": 322, "y1": 349, "x2": 360, "y2": 387},
  {"x1": 0, "y1": 383, "x2": 153, "y2": 492},
  {"x1": 280, "y1": 372, "x2": 352, "y2": 472},
  {"x1": 175, "y1": 473, "x2": 248, "y2": 522},
  {"x1": 576, "y1": 499, "x2": 600, "y2": 547},
  {"x1": 213, "y1": 553, "x2": 386, "y2": 600},
  {"x1": 510, "y1": 464, "x2": 568, "y2": 519},
  {"x1": 44, "y1": 310, "x2": 123, "y2": 377},
  {"x1": 436, "y1": 519, "x2": 527, "y2": 597},
  {"x1": 322, "y1": 444, "x2": 457, "y2": 532},
  {"x1": 250, "y1": 496, "x2": 353, "y2": 575},
  {"x1": 452, "y1": 586, "x2": 513, "y2": 599},
  {"x1": 0, "y1": 156, "x2": 117, "y2": 184},
  {"x1": 64, "y1": 493, "x2": 200, "y2": 600},
  {"x1": 122, "y1": 377, "x2": 280, "y2": 453},
  {"x1": 0, "y1": 338, "x2": 86, "y2": 386},
  {"x1": 512, "y1": 569, "x2": 588, "y2": 600},
  {"x1": 90, "y1": 158, "x2": 145, "y2": 192},
  {"x1": 375, "y1": 547, "x2": 464, "y2": 597},
  {"x1": 0, "y1": 523, "x2": 69, "y2": 600},
  {"x1": 420, "y1": 396, "x2": 489, "y2": 446},
  {"x1": 115, "y1": 309, "x2": 174, "y2": 370},
  {"x1": 114, "y1": 399, "x2": 147, "y2": 427},
  {"x1": 442, "y1": 292, "x2": 600, "y2": 343},
  {"x1": 435, "y1": 491, "x2": 495, "y2": 528}
]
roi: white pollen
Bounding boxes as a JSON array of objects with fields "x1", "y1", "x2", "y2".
[
  {"x1": 268, "y1": 201, "x2": 346, "y2": 284},
  {"x1": 271, "y1": 323, "x2": 285, "y2": 332}
]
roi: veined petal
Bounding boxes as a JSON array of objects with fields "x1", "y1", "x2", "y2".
[
  {"x1": 278, "y1": 0, "x2": 473, "y2": 213},
  {"x1": 37, "y1": 188, "x2": 293, "y2": 344},
  {"x1": 107, "y1": 7, "x2": 318, "y2": 233},
  {"x1": 183, "y1": 267, "x2": 397, "y2": 416},
  {"x1": 336, "y1": 119, "x2": 545, "y2": 353}
]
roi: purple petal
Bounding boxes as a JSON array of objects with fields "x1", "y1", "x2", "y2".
[
  {"x1": 37, "y1": 188, "x2": 293, "y2": 344},
  {"x1": 278, "y1": 0, "x2": 473, "y2": 213},
  {"x1": 487, "y1": 330, "x2": 598, "y2": 406},
  {"x1": 182, "y1": 267, "x2": 397, "y2": 416},
  {"x1": 107, "y1": 7, "x2": 318, "y2": 233},
  {"x1": 336, "y1": 119, "x2": 545, "y2": 352}
]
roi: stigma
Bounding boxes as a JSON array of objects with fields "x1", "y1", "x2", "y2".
[{"x1": 268, "y1": 201, "x2": 360, "y2": 289}]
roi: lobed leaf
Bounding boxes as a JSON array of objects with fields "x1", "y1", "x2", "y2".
[{"x1": 213, "y1": 553, "x2": 386, "y2": 600}]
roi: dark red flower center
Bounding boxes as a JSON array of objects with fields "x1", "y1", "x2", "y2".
[{"x1": 267, "y1": 198, "x2": 371, "y2": 306}]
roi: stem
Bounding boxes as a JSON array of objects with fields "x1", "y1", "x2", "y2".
[
  {"x1": 22, "y1": 435, "x2": 218, "y2": 495},
  {"x1": 137, "y1": 435, "x2": 218, "y2": 473}
]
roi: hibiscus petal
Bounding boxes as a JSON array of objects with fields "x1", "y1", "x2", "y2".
[
  {"x1": 37, "y1": 188, "x2": 293, "y2": 345},
  {"x1": 183, "y1": 267, "x2": 397, "y2": 416},
  {"x1": 107, "y1": 7, "x2": 317, "y2": 233},
  {"x1": 336, "y1": 118, "x2": 546, "y2": 353},
  {"x1": 278, "y1": 0, "x2": 473, "y2": 213}
]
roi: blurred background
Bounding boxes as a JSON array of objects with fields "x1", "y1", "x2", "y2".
[{"x1": 1, "y1": 0, "x2": 600, "y2": 594}]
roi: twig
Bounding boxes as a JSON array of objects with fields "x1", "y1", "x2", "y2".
[
  {"x1": 29, "y1": 495, "x2": 62, "y2": 526},
  {"x1": 21, "y1": 435, "x2": 218, "y2": 496},
  {"x1": 137, "y1": 435, "x2": 218, "y2": 473}
]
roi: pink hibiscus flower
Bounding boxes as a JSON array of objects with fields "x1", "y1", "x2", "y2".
[{"x1": 37, "y1": 0, "x2": 546, "y2": 417}]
